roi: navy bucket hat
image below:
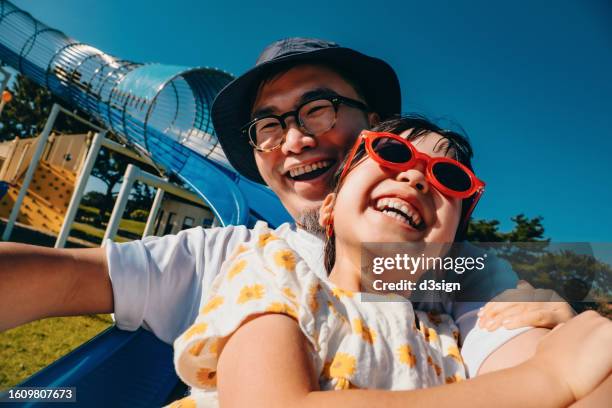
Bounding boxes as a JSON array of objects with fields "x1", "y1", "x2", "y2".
[{"x1": 211, "y1": 37, "x2": 401, "y2": 184}]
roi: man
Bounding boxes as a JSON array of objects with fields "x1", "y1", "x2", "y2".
[{"x1": 0, "y1": 38, "x2": 549, "y2": 377}]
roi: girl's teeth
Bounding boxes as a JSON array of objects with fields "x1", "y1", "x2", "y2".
[
  {"x1": 376, "y1": 198, "x2": 423, "y2": 228},
  {"x1": 382, "y1": 209, "x2": 409, "y2": 225}
]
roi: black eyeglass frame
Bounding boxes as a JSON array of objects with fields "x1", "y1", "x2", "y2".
[{"x1": 241, "y1": 95, "x2": 369, "y2": 152}]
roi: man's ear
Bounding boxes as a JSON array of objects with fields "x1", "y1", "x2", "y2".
[
  {"x1": 368, "y1": 112, "x2": 380, "y2": 128},
  {"x1": 318, "y1": 193, "x2": 336, "y2": 228}
]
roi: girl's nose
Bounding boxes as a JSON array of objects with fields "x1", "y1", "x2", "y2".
[{"x1": 396, "y1": 167, "x2": 429, "y2": 194}]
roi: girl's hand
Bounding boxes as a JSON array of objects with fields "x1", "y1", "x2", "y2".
[
  {"x1": 528, "y1": 310, "x2": 612, "y2": 402},
  {"x1": 478, "y1": 281, "x2": 575, "y2": 331}
]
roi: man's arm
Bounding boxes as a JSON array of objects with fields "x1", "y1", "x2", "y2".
[
  {"x1": 477, "y1": 281, "x2": 576, "y2": 331},
  {"x1": 452, "y1": 246, "x2": 552, "y2": 375},
  {"x1": 0, "y1": 243, "x2": 112, "y2": 331}
]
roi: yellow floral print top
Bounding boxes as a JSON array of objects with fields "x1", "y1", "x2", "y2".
[{"x1": 169, "y1": 225, "x2": 466, "y2": 407}]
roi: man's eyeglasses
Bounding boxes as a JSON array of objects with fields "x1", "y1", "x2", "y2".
[
  {"x1": 242, "y1": 95, "x2": 368, "y2": 152},
  {"x1": 339, "y1": 130, "x2": 485, "y2": 224}
]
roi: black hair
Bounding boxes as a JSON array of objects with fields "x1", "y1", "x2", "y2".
[
  {"x1": 250, "y1": 60, "x2": 370, "y2": 117},
  {"x1": 323, "y1": 114, "x2": 477, "y2": 274}
]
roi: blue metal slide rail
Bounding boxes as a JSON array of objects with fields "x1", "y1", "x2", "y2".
[{"x1": 0, "y1": 181, "x2": 8, "y2": 200}]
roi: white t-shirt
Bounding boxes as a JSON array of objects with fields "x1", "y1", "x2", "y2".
[{"x1": 105, "y1": 222, "x2": 529, "y2": 377}]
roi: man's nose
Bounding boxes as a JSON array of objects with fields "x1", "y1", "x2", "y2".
[
  {"x1": 280, "y1": 121, "x2": 317, "y2": 155},
  {"x1": 396, "y1": 164, "x2": 429, "y2": 194}
]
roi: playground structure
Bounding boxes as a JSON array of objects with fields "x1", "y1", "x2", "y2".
[
  {"x1": 0, "y1": 131, "x2": 217, "y2": 244},
  {"x1": 1, "y1": 160, "x2": 76, "y2": 234},
  {"x1": 0, "y1": 133, "x2": 84, "y2": 236},
  {"x1": 0, "y1": 0, "x2": 291, "y2": 405}
]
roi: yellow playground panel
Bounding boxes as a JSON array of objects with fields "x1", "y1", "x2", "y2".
[{"x1": 0, "y1": 133, "x2": 89, "y2": 234}]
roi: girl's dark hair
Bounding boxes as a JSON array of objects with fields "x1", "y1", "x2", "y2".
[{"x1": 323, "y1": 114, "x2": 476, "y2": 274}]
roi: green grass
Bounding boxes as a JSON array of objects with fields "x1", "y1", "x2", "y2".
[
  {"x1": 119, "y1": 218, "x2": 146, "y2": 236},
  {"x1": 74, "y1": 204, "x2": 146, "y2": 242},
  {"x1": 71, "y1": 221, "x2": 147, "y2": 244},
  {"x1": 71, "y1": 221, "x2": 104, "y2": 239},
  {"x1": 0, "y1": 315, "x2": 113, "y2": 391},
  {"x1": 71, "y1": 222, "x2": 129, "y2": 243},
  {"x1": 78, "y1": 204, "x2": 100, "y2": 214}
]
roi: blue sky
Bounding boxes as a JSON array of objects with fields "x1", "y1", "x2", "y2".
[{"x1": 10, "y1": 0, "x2": 612, "y2": 241}]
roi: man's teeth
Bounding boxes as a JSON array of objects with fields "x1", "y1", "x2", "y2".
[
  {"x1": 288, "y1": 160, "x2": 331, "y2": 178},
  {"x1": 375, "y1": 198, "x2": 424, "y2": 229}
]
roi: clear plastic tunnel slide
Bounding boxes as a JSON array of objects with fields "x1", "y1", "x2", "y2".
[
  {"x1": 0, "y1": 0, "x2": 291, "y2": 405},
  {"x1": 0, "y1": 0, "x2": 290, "y2": 229}
]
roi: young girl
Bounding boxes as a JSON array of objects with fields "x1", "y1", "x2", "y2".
[{"x1": 167, "y1": 117, "x2": 612, "y2": 407}]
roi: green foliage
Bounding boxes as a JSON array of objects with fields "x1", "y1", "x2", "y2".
[
  {"x1": 81, "y1": 191, "x2": 106, "y2": 209},
  {"x1": 125, "y1": 182, "x2": 154, "y2": 217},
  {"x1": 0, "y1": 75, "x2": 92, "y2": 142},
  {"x1": 505, "y1": 215, "x2": 547, "y2": 242},
  {"x1": 466, "y1": 214, "x2": 547, "y2": 243},
  {"x1": 89, "y1": 148, "x2": 128, "y2": 226},
  {"x1": 88, "y1": 154, "x2": 155, "y2": 227},
  {"x1": 467, "y1": 215, "x2": 610, "y2": 317},
  {"x1": 129, "y1": 209, "x2": 149, "y2": 222},
  {"x1": 74, "y1": 205, "x2": 98, "y2": 226}
]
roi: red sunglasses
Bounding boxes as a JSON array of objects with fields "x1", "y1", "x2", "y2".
[{"x1": 338, "y1": 130, "x2": 485, "y2": 227}]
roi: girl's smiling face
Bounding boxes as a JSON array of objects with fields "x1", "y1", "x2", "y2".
[{"x1": 322, "y1": 130, "x2": 463, "y2": 250}]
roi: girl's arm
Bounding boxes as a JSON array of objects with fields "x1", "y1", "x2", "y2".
[
  {"x1": 216, "y1": 312, "x2": 612, "y2": 408},
  {"x1": 571, "y1": 374, "x2": 612, "y2": 408}
]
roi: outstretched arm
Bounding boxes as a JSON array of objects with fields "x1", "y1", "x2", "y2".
[
  {"x1": 216, "y1": 312, "x2": 612, "y2": 408},
  {"x1": 0, "y1": 242, "x2": 112, "y2": 331}
]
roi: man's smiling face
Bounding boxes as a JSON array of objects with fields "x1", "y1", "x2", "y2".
[{"x1": 251, "y1": 64, "x2": 376, "y2": 221}]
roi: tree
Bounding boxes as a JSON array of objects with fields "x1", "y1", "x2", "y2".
[
  {"x1": 505, "y1": 214, "x2": 546, "y2": 242},
  {"x1": 125, "y1": 181, "x2": 154, "y2": 218},
  {"x1": 466, "y1": 219, "x2": 505, "y2": 242},
  {"x1": 0, "y1": 74, "x2": 92, "y2": 142},
  {"x1": 466, "y1": 214, "x2": 547, "y2": 243},
  {"x1": 467, "y1": 215, "x2": 610, "y2": 317},
  {"x1": 90, "y1": 148, "x2": 127, "y2": 227},
  {"x1": 129, "y1": 209, "x2": 149, "y2": 222},
  {"x1": 81, "y1": 191, "x2": 107, "y2": 208},
  {"x1": 88, "y1": 151, "x2": 158, "y2": 226}
]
